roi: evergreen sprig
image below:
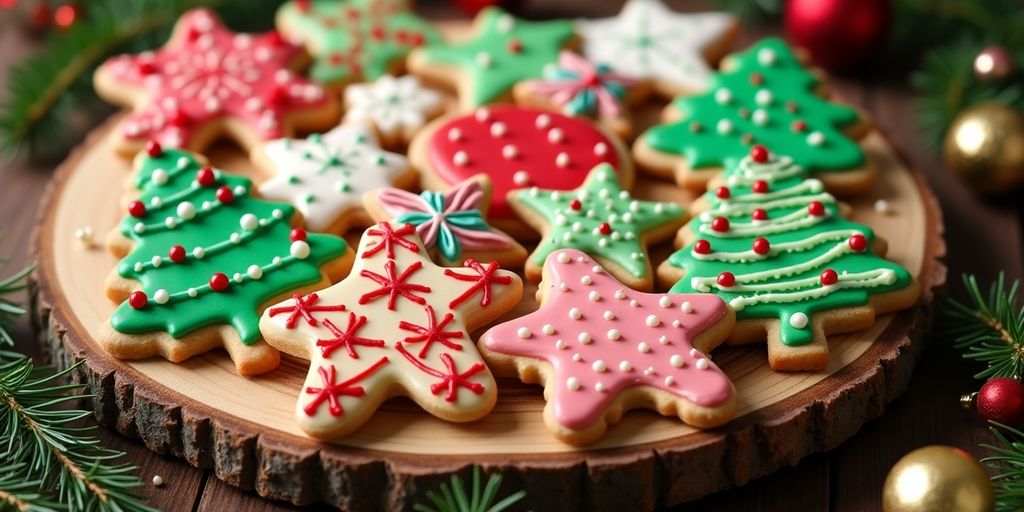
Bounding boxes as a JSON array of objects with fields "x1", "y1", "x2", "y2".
[
  {"x1": 942, "y1": 274, "x2": 1024, "y2": 380},
  {"x1": 0, "y1": 262, "x2": 33, "y2": 348},
  {"x1": 982, "y1": 423, "x2": 1024, "y2": 512},
  {"x1": 414, "y1": 466, "x2": 527, "y2": 512}
]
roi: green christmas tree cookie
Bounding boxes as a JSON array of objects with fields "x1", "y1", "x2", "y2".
[
  {"x1": 99, "y1": 143, "x2": 354, "y2": 376},
  {"x1": 657, "y1": 146, "x2": 919, "y2": 372},
  {"x1": 634, "y1": 38, "x2": 874, "y2": 195}
]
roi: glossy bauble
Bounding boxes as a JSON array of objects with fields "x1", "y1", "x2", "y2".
[
  {"x1": 944, "y1": 102, "x2": 1024, "y2": 195},
  {"x1": 784, "y1": 0, "x2": 889, "y2": 71},
  {"x1": 974, "y1": 45, "x2": 1014, "y2": 82},
  {"x1": 453, "y1": 0, "x2": 521, "y2": 16},
  {"x1": 977, "y1": 377, "x2": 1024, "y2": 426},
  {"x1": 882, "y1": 446, "x2": 993, "y2": 512}
]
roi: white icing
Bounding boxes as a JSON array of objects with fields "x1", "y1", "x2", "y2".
[{"x1": 344, "y1": 75, "x2": 442, "y2": 138}]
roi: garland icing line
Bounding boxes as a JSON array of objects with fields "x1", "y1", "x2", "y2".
[
  {"x1": 718, "y1": 269, "x2": 899, "y2": 311},
  {"x1": 692, "y1": 229, "x2": 861, "y2": 263}
]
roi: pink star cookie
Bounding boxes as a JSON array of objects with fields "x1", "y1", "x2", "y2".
[
  {"x1": 479, "y1": 249, "x2": 738, "y2": 445},
  {"x1": 95, "y1": 8, "x2": 339, "y2": 156},
  {"x1": 259, "y1": 221, "x2": 523, "y2": 439}
]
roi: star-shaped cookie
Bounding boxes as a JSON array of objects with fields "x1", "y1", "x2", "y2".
[
  {"x1": 94, "y1": 8, "x2": 338, "y2": 156},
  {"x1": 255, "y1": 123, "x2": 413, "y2": 233},
  {"x1": 343, "y1": 74, "x2": 444, "y2": 148},
  {"x1": 576, "y1": 0, "x2": 737, "y2": 97},
  {"x1": 509, "y1": 164, "x2": 686, "y2": 291},
  {"x1": 259, "y1": 221, "x2": 523, "y2": 439},
  {"x1": 479, "y1": 249, "x2": 737, "y2": 445},
  {"x1": 408, "y1": 7, "x2": 575, "y2": 109}
]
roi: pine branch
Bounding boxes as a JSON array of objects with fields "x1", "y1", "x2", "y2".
[
  {"x1": 0, "y1": 262, "x2": 33, "y2": 349},
  {"x1": 942, "y1": 274, "x2": 1024, "y2": 380},
  {"x1": 414, "y1": 466, "x2": 527, "y2": 512},
  {"x1": 0, "y1": 462, "x2": 62, "y2": 512},
  {"x1": 981, "y1": 422, "x2": 1024, "y2": 512},
  {"x1": 711, "y1": 0, "x2": 782, "y2": 24}
]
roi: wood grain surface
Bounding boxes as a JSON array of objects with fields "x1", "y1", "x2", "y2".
[{"x1": 2, "y1": 1, "x2": 1020, "y2": 511}]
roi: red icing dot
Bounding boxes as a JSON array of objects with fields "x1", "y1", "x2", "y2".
[
  {"x1": 848, "y1": 234, "x2": 868, "y2": 252},
  {"x1": 751, "y1": 208, "x2": 768, "y2": 220},
  {"x1": 569, "y1": 199, "x2": 582, "y2": 211},
  {"x1": 752, "y1": 180, "x2": 769, "y2": 193},
  {"x1": 717, "y1": 272, "x2": 736, "y2": 288},
  {"x1": 711, "y1": 217, "x2": 730, "y2": 232},
  {"x1": 196, "y1": 167, "x2": 216, "y2": 187},
  {"x1": 169, "y1": 108, "x2": 189, "y2": 127},
  {"x1": 128, "y1": 200, "x2": 146, "y2": 218},
  {"x1": 328, "y1": 52, "x2": 344, "y2": 66},
  {"x1": 752, "y1": 237, "x2": 771, "y2": 255},
  {"x1": 168, "y1": 245, "x2": 186, "y2": 263},
  {"x1": 820, "y1": 268, "x2": 839, "y2": 286},
  {"x1": 749, "y1": 72, "x2": 764, "y2": 86},
  {"x1": 295, "y1": 0, "x2": 311, "y2": 12},
  {"x1": 371, "y1": 25, "x2": 386, "y2": 41},
  {"x1": 145, "y1": 140, "x2": 162, "y2": 157},
  {"x1": 598, "y1": 222, "x2": 613, "y2": 235},
  {"x1": 216, "y1": 186, "x2": 234, "y2": 204},
  {"x1": 715, "y1": 186, "x2": 731, "y2": 199},
  {"x1": 128, "y1": 291, "x2": 148, "y2": 310},
  {"x1": 693, "y1": 239, "x2": 712, "y2": 254},
  {"x1": 791, "y1": 120, "x2": 807, "y2": 132},
  {"x1": 750, "y1": 145, "x2": 769, "y2": 163},
  {"x1": 186, "y1": 27, "x2": 201, "y2": 42},
  {"x1": 290, "y1": 228, "x2": 308, "y2": 242},
  {"x1": 209, "y1": 272, "x2": 230, "y2": 292},
  {"x1": 410, "y1": 32, "x2": 425, "y2": 46},
  {"x1": 507, "y1": 39, "x2": 523, "y2": 53},
  {"x1": 808, "y1": 201, "x2": 825, "y2": 216},
  {"x1": 137, "y1": 60, "x2": 157, "y2": 75},
  {"x1": 267, "y1": 30, "x2": 285, "y2": 46},
  {"x1": 269, "y1": 85, "x2": 290, "y2": 106}
]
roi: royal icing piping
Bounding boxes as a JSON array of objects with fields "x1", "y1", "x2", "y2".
[
  {"x1": 426, "y1": 106, "x2": 621, "y2": 220},
  {"x1": 276, "y1": 0, "x2": 441, "y2": 85},
  {"x1": 374, "y1": 179, "x2": 514, "y2": 262},
  {"x1": 480, "y1": 249, "x2": 733, "y2": 430},
  {"x1": 111, "y1": 145, "x2": 349, "y2": 344},
  {"x1": 512, "y1": 164, "x2": 684, "y2": 279},
  {"x1": 666, "y1": 147, "x2": 913, "y2": 346},
  {"x1": 522, "y1": 51, "x2": 636, "y2": 118},
  {"x1": 344, "y1": 74, "x2": 442, "y2": 138},
  {"x1": 641, "y1": 37, "x2": 865, "y2": 173},
  {"x1": 99, "y1": 9, "x2": 330, "y2": 150},
  {"x1": 575, "y1": 0, "x2": 735, "y2": 92},
  {"x1": 260, "y1": 221, "x2": 521, "y2": 437},
  {"x1": 416, "y1": 7, "x2": 574, "y2": 107},
  {"x1": 258, "y1": 123, "x2": 408, "y2": 231}
]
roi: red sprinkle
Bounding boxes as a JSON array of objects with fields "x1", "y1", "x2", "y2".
[
  {"x1": 267, "y1": 30, "x2": 285, "y2": 46},
  {"x1": 752, "y1": 237, "x2": 770, "y2": 255},
  {"x1": 128, "y1": 200, "x2": 146, "y2": 218},
  {"x1": 750, "y1": 145, "x2": 769, "y2": 163},
  {"x1": 144, "y1": 140, "x2": 162, "y2": 157},
  {"x1": 137, "y1": 60, "x2": 157, "y2": 75},
  {"x1": 269, "y1": 85, "x2": 289, "y2": 105},
  {"x1": 196, "y1": 167, "x2": 216, "y2": 187},
  {"x1": 507, "y1": 39, "x2": 523, "y2": 53},
  {"x1": 598, "y1": 222, "x2": 612, "y2": 235},
  {"x1": 752, "y1": 180, "x2": 769, "y2": 193},
  {"x1": 168, "y1": 245, "x2": 186, "y2": 263},
  {"x1": 169, "y1": 108, "x2": 189, "y2": 127},
  {"x1": 290, "y1": 228, "x2": 308, "y2": 242},
  {"x1": 569, "y1": 199, "x2": 582, "y2": 211},
  {"x1": 410, "y1": 32, "x2": 426, "y2": 46},
  {"x1": 848, "y1": 234, "x2": 868, "y2": 252},
  {"x1": 295, "y1": 0, "x2": 311, "y2": 11},
  {"x1": 715, "y1": 186, "x2": 731, "y2": 199},
  {"x1": 128, "y1": 291, "x2": 148, "y2": 310},
  {"x1": 693, "y1": 239, "x2": 712, "y2": 254},
  {"x1": 216, "y1": 186, "x2": 234, "y2": 204},
  {"x1": 791, "y1": 120, "x2": 807, "y2": 132},
  {"x1": 751, "y1": 208, "x2": 768, "y2": 220},
  {"x1": 808, "y1": 201, "x2": 825, "y2": 216},
  {"x1": 209, "y1": 272, "x2": 230, "y2": 292},
  {"x1": 371, "y1": 25, "x2": 386, "y2": 40},
  {"x1": 717, "y1": 272, "x2": 736, "y2": 288},
  {"x1": 820, "y1": 269, "x2": 838, "y2": 286},
  {"x1": 711, "y1": 217, "x2": 730, "y2": 232}
]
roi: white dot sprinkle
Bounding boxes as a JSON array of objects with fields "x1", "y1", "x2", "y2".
[
  {"x1": 557, "y1": 252, "x2": 571, "y2": 264},
  {"x1": 619, "y1": 360, "x2": 632, "y2": 372},
  {"x1": 670, "y1": 355, "x2": 685, "y2": 368},
  {"x1": 504, "y1": 145, "x2": 520, "y2": 160},
  {"x1": 807, "y1": 131, "x2": 825, "y2": 146},
  {"x1": 239, "y1": 213, "x2": 258, "y2": 231},
  {"x1": 595, "y1": 382, "x2": 606, "y2": 392},
  {"x1": 664, "y1": 376, "x2": 675, "y2": 386},
  {"x1": 290, "y1": 240, "x2": 311, "y2": 259},
  {"x1": 490, "y1": 122, "x2": 507, "y2": 137},
  {"x1": 588, "y1": 291, "x2": 601, "y2": 302},
  {"x1": 638, "y1": 342, "x2": 651, "y2": 353},
  {"x1": 790, "y1": 312, "x2": 809, "y2": 329},
  {"x1": 517, "y1": 327, "x2": 531, "y2": 339},
  {"x1": 607, "y1": 329, "x2": 621, "y2": 340},
  {"x1": 542, "y1": 323, "x2": 555, "y2": 335},
  {"x1": 603, "y1": 310, "x2": 615, "y2": 321},
  {"x1": 453, "y1": 151, "x2": 469, "y2": 166},
  {"x1": 448, "y1": 128, "x2": 462, "y2": 141},
  {"x1": 659, "y1": 335, "x2": 670, "y2": 345},
  {"x1": 177, "y1": 202, "x2": 196, "y2": 220},
  {"x1": 548, "y1": 127, "x2": 564, "y2": 143},
  {"x1": 247, "y1": 265, "x2": 263, "y2": 279},
  {"x1": 578, "y1": 332, "x2": 592, "y2": 344},
  {"x1": 572, "y1": 353, "x2": 582, "y2": 362},
  {"x1": 680, "y1": 301, "x2": 693, "y2": 313},
  {"x1": 188, "y1": 288, "x2": 198, "y2": 297},
  {"x1": 580, "y1": 275, "x2": 593, "y2": 285},
  {"x1": 659, "y1": 296, "x2": 672, "y2": 308},
  {"x1": 555, "y1": 339, "x2": 567, "y2": 350},
  {"x1": 696, "y1": 358, "x2": 710, "y2": 370},
  {"x1": 153, "y1": 289, "x2": 169, "y2": 304},
  {"x1": 556, "y1": 152, "x2": 570, "y2": 168},
  {"x1": 874, "y1": 199, "x2": 891, "y2": 215},
  {"x1": 566, "y1": 377, "x2": 581, "y2": 391},
  {"x1": 614, "y1": 289, "x2": 626, "y2": 300},
  {"x1": 592, "y1": 360, "x2": 607, "y2": 372},
  {"x1": 646, "y1": 314, "x2": 660, "y2": 327},
  {"x1": 594, "y1": 142, "x2": 608, "y2": 156},
  {"x1": 152, "y1": 475, "x2": 164, "y2": 487},
  {"x1": 569, "y1": 307, "x2": 582, "y2": 320},
  {"x1": 536, "y1": 113, "x2": 551, "y2": 128}
]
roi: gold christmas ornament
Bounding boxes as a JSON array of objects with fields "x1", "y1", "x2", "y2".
[
  {"x1": 944, "y1": 102, "x2": 1024, "y2": 194},
  {"x1": 882, "y1": 445, "x2": 994, "y2": 512}
]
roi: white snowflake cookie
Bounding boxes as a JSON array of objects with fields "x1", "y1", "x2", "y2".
[{"x1": 343, "y1": 75, "x2": 445, "y2": 147}]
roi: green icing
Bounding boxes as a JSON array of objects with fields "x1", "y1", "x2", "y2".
[
  {"x1": 278, "y1": 0, "x2": 441, "y2": 85},
  {"x1": 417, "y1": 7, "x2": 574, "y2": 106},
  {"x1": 642, "y1": 38, "x2": 865, "y2": 173},
  {"x1": 513, "y1": 164, "x2": 685, "y2": 278},
  {"x1": 112, "y1": 149, "x2": 349, "y2": 344},
  {"x1": 665, "y1": 153, "x2": 913, "y2": 346},
  {"x1": 395, "y1": 190, "x2": 491, "y2": 261}
]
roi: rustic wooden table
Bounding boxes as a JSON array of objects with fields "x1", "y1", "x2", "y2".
[{"x1": 2, "y1": 1, "x2": 1021, "y2": 511}]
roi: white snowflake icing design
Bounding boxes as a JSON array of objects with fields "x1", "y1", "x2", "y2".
[
  {"x1": 344, "y1": 75, "x2": 442, "y2": 139},
  {"x1": 576, "y1": 0, "x2": 734, "y2": 92},
  {"x1": 258, "y1": 124, "x2": 408, "y2": 231}
]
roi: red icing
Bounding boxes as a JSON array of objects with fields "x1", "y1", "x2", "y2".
[
  {"x1": 399, "y1": 305, "x2": 464, "y2": 358},
  {"x1": 128, "y1": 291, "x2": 148, "y2": 309},
  {"x1": 303, "y1": 357, "x2": 389, "y2": 417},
  {"x1": 444, "y1": 259, "x2": 513, "y2": 309},
  {"x1": 426, "y1": 107, "x2": 621, "y2": 219},
  {"x1": 267, "y1": 292, "x2": 346, "y2": 328},
  {"x1": 362, "y1": 222, "x2": 419, "y2": 259},
  {"x1": 358, "y1": 259, "x2": 430, "y2": 310},
  {"x1": 316, "y1": 313, "x2": 385, "y2": 359},
  {"x1": 395, "y1": 343, "x2": 485, "y2": 402}
]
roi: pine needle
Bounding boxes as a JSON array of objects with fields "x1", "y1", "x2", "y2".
[
  {"x1": 414, "y1": 467, "x2": 527, "y2": 512},
  {"x1": 942, "y1": 274, "x2": 1024, "y2": 380},
  {"x1": 982, "y1": 423, "x2": 1024, "y2": 512}
]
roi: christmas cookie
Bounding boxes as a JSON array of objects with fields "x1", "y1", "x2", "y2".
[
  {"x1": 512, "y1": 51, "x2": 648, "y2": 140},
  {"x1": 407, "y1": 7, "x2": 576, "y2": 110},
  {"x1": 343, "y1": 74, "x2": 445, "y2": 148},
  {"x1": 479, "y1": 249, "x2": 737, "y2": 445},
  {"x1": 363, "y1": 175, "x2": 527, "y2": 267},
  {"x1": 575, "y1": 0, "x2": 738, "y2": 97},
  {"x1": 98, "y1": 143, "x2": 355, "y2": 376},
  {"x1": 633, "y1": 37, "x2": 875, "y2": 195},
  {"x1": 275, "y1": 0, "x2": 441, "y2": 88},
  {"x1": 94, "y1": 9, "x2": 339, "y2": 157},
  {"x1": 254, "y1": 123, "x2": 413, "y2": 233},
  {"x1": 509, "y1": 164, "x2": 685, "y2": 291},
  {"x1": 408, "y1": 105, "x2": 633, "y2": 238},
  {"x1": 259, "y1": 221, "x2": 522, "y2": 439},
  {"x1": 657, "y1": 147, "x2": 920, "y2": 371}
]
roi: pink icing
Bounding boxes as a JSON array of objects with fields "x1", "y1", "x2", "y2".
[
  {"x1": 480, "y1": 249, "x2": 733, "y2": 430},
  {"x1": 426, "y1": 106, "x2": 621, "y2": 220},
  {"x1": 524, "y1": 51, "x2": 636, "y2": 118},
  {"x1": 99, "y1": 8, "x2": 331, "y2": 149},
  {"x1": 375, "y1": 180, "x2": 514, "y2": 252}
]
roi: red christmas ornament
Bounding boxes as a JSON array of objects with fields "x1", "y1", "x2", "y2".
[
  {"x1": 290, "y1": 228, "x2": 308, "y2": 242},
  {"x1": 784, "y1": 0, "x2": 890, "y2": 71},
  {"x1": 209, "y1": 272, "x2": 230, "y2": 292},
  {"x1": 752, "y1": 237, "x2": 771, "y2": 255},
  {"x1": 128, "y1": 291, "x2": 148, "y2": 310},
  {"x1": 53, "y1": 3, "x2": 80, "y2": 29},
  {"x1": 977, "y1": 377, "x2": 1024, "y2": 426},
  {"x1": 717, "y1": 272, "x2": 736, "y2": 288},
  {"x1": 693, "y1": 239, "x2": 712, "y2": 254}
]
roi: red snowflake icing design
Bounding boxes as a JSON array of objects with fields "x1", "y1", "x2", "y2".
[
  {"x1": 316, "y1": 313, "x2": 386, "y2": 359},
  {"x1": 399, "y1": 305, "x2": 464, "y2": 358},
  {"x1": 303, "y1": 357, "x2": 389, "y2": 417},
  {"x1": 267, "y1": 292, "x2": 347, "y2": 329},
  {"x1": 444, "y1": 259, "x2": 513, "y2": 309},
  {"x1": 362, "y1": 222, "x2": 419, "y2": 259},
  {"x1": 395, "y1": 343, "x2": 485, "y2": 402},
  {"x1": 359, "y1": 259, "x2": 431, "y2": 310}
]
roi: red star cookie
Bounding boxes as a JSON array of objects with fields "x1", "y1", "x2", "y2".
[
  {"x1": 479, "y1": 249, "x2": 737, "y2": 445},
  {"x1": 95, "y1": 8, "x2": 339, "y2": 156},
  {"x1": 259, "y1": 221, "x2": 523, "y2": 439}
]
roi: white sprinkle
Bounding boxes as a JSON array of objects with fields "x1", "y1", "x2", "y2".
[
  {"x1": 807, "y1": 131, "x2": 825, "y2": 146},
  {"x1": 557, "y1": 252, "x2": 571, "y2": 264},
  {"x1": 151, "y1": 197, "x2": 162, "y2": 207},
  {"x1": 591, "y1": 265, "x2": 603, "y2": 274},
  {"x1": 758, "y1": 48, "x2": 777, "y2": 65},
  {"x1": 453, "y1": 151, "x2": 469, "y2": 166},
  {"x1": 290, "y1": 240, "x2": 311, "y2": 259},
  {"x1": 755, "y1": 89, "x2": 773, "y2": 106},
  {"x1": 497, "y1": 13, "x2": 515, "y2": 32},
  {"x1": 475, "y1": 51, "x2": 492, "y2": 68},
  {"x1": 177, "y1": 202, "x2": 196, "y2": 220},
  {"x1": 717, "y1": 119, "x2": 733, "y2": 134},
  {"x1": 548, "y1": 128, "x2": 564, "y2": 143},
  {"x1": 572, "y1": 352, "x2": 582, "y2": 362},
  {"x1": 239, "y1": 213, "x2": 258, "y2": 231},
  {"x1": 188, "y1": 288, "x2": 198, "y2": 297},
  {"x1": 475, "y1": 107, "x2": 491, "y2": 122},
  {"x1": 448, "y1": 127, "x2": 463, "y2": 141},
  {"x1": 664, "y1": 376, "x2": 675, "y2": 386},
  {"x1": 230, "y1": 233, "x2": 241, "y2": 244},
  {"x1": 556, "y1": 152, "x2": 570, "y2": 168},
  {"x1": 594, "y1": 142, "x2": 608, "y2": 156},
  {"x1": 555, "y1": 339, "x2": 567, "y2": 350},
  {"x1": 595, "y1": 382, "x2": 607, "y2": 392},
  {"x1": 603, "y1": 310, "x2": 615, "y2": 321},
  {"x1": 607, "y1": 329, "x2": 621, "y2": 340},
  {"x1": 689, "y1": 348, "x2": 701, "y2": 357},
  {"x1": 874, "y1": 199, "x2": 891, "y2": 215},
  {"x1": 517, "y1": 327, "x2": 531, "y2": 339},
  {"x1": 588, "y1": 291, "x2": 601, "y2": 302},
  {"x1": 614, "y1": 289, "x2": 626, "y2": 300},
  {"x1": 569, "y1": 307, "x2": 582, "y2": 320},
  {"x1": 659, "y1": 296, "x2": 672, "y2": 308},
  {"x1": 670, "y1": 355, "x2": 685, "y2": 368},
  {"x1": 680, "y1": 301, "x2": 693, "y2": 313},
  {"x1": 134, "y1": 262, "x2": 144, "y2": 272},
  {"x1": 151, "y1": 255, "x2": 163, "y2": 267},
  {"x1": 153, "y1": 289, "x2": 169, "y2": 304},
  {"x1": 272, "y1": 209, "x2": 284, "y2": 219},
  {"x1": 542, "y1": 323, "x2": 555, "y2": 335},
  {"x1": 630, "y1": 299, "x2": 639, "y2": 308},
  {"x1": 619, "y1": 360, "x2": 633, "y2": 372},
  {"x1": 696, "y1": 358, "x2": 710, "y2": 370},
  {"x1": 164, "y1": 217, "x2": 177, "y2": 229},
  {"x1": 580, "y1": 275, "x2": 593, "y2": 286},
  {"x1": 505, "y1": 145, "x2": 520, "y2": 160},
  {"x1": 233, "y1": 273, "x2": 244, "y2": 283},
  {"x1": 192, "y1": 247, "x2": 206, "y2": 259},
  {"x1": 714, "y1": 88, "x2": 732, "y2": 105},
  {"x1": 752, "y1": 109, "x2": 768, "y2": 126},
  {"x1": 247, "y1": 265, "x2": 263, "y2": 279},
  {"x1": 646, "y1": 314, "x2": 660, "y2": 327},
  {"x1": 151, "y1": 169, "x2": 168, "y2": 185},
  {"x1": 74, "y1": 226, "x2": 95, "y2": 247},
  {"x1": 638, "y1": 342, "x2": 651, "y2": 353},
  {"x1": 578, "y1": 332, "x2": 592, "y2": 344},
  {"x1": 152, "y1": 475, "x2": 164, "y2": 487},
  {"x1": 790, "y1": 312, "x2": 809, "y2": 329},
  {"x1": 566, "y1": 377, "x2": 581, "y2": 390},
  {"x1": 535, "y1": 114, "x2": 551, "y2": 128},
  {"x1": 672, "y1": 320, "x2": 682, "y2": 328},
  {"x1": 592, "y1": 360, "x2": 607, "y2": 372},
  {"x1": 490, "y1": 121, "x2": 507, "y2": 137},
  {"x1": 644, "y1": 367, "x2": 656, "y2": 376},
  {"x1": 659, "y1": 335, "x2": 670, "y2": 345}
]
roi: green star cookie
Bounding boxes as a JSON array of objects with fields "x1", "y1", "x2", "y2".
[
  {"x1": 408, "y1": 7, "x2": 575, "y2": 109},
  {"x1": 509, "y1": 164, "x2": 686, "y2": 291}
]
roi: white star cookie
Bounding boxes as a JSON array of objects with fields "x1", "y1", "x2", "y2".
[
  {"x1": 576, "y1": 0, "x2": 737, "y2": 96},
  {"x1": 343, "y1": 75, "x2": 445, "y2": 148},
  {"x1": 256, "y1": 124, "x2": 415, "y2": 233}
]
